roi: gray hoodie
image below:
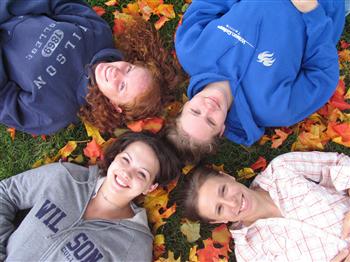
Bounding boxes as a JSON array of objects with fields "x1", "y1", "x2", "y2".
[{"x1": 0, "y1": 162, "x2": 153, "y2": 262}]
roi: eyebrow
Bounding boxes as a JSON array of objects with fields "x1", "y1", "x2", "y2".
[{"x1": 125, "y1": 152, "x2": 151, "y2": 176}]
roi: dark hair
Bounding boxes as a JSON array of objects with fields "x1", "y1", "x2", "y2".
[
  {"x1": 177, "y1": 165, "x2": 222, "y2": 223},
  {"x1": 164, "y1": 117, "x2": 220, "y2": 164},
  {"x1": 97, "y1": 131, "x2": 181, "y2": 186}
]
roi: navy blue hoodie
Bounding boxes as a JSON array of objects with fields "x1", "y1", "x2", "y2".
[
  {"x1": 0, "y1": 0, "x2": 123, "y2": 134},
  {"x1": 175, "y1": 0, "x2": 345, "y2": 146}
]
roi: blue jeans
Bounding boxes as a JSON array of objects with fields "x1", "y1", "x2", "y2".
[{"x1": 346, "y1": 0, "x2": 350, "y2": 16}]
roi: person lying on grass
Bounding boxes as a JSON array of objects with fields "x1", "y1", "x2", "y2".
[
  {"x1": 0, "y1": 131, "x2": 180, "y2": 261},
  {"x1": 0, "y1": 0, "x2": 181, "y2": 135},
  {"x1": 165, "y1": 0, "x2": 347, "y2": 163},
  {"x1": 177, "y1": 151, "x2": 350, "y2": 261}
]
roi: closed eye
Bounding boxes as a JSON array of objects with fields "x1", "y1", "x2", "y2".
[
  {"x1": 120, "y1": 81, "x2": 126, "y2": 92},
  {"x1": 190, "y1": 109, "x2": 200, "y2": 115},
  {"x1": 127, "y1": 65, "x2": 133, "y2": 73},
  {"x1": 207, "y1": 117, "x2": 216, "y2": 127},
  {"x1": 122, "y1": 156, "x2": 129, "y2": 164},
  {"x1": 138, "y1": 171, "x2": 146, "y2": 179}
]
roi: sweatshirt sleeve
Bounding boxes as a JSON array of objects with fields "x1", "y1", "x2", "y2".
[
  {"x1": 175, "y1": 0, "x2": 238, "y2": 75},
  {"x1": 284, "y1": 5, "x2": 340, "y2": 120},
  {"x1": 0, "y1": 163, "x2": 65, "y2": 259},
  {"x1": 259, "y1": 151, "x2": 350, "y2": 193},
  {"x1": 0, "y1": 0, "x2": 101, "y2": 24}
]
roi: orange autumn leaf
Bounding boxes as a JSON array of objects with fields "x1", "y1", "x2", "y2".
[
  {"x1": 83, "y1": 138, "x2": 103, "y2": 164},
  {"x1": 142, "y1": 0, "x2": 164, "y2": 10},
  {"x1": 7, "y1": 127, "x2": 15, "y2": 141},
  {"x1": 182, "y1": 164, "x2": 195, "y2": 175},
  {"x1": 329, "y1": 80, "x2": 350, "y2": 110},
  {"x1": 197, "y1": 238, "x2": 229, "y2": 262},
  {"x1": 127, "y1": 117, "x2": 164, "y2": 133},
  {"x1": 58, "y1": 141, "x2": 78, "y2": 158},
  {"x1": 138, "y1": 1, "x2": 153, "y2": 21},
  {"x1": 122, "y1": 2, "x2": 140, "y2": 16},
  {"x1": 113, "y1": 12, "x2": 135, "y2": 35},
  {"x1": 250, "y1": 156, "x2": 267, "y2": 171},
  {"x1": 212, "y1": 224, "x2": 232, "y2": 247},
  {"x1": 329, "y1": 122, "x2": 350, "y2": 142},
  {"x1": 338, "y1": 49, "x2": 350, "y2": 62},
  {"x1": 104, "y1": 0, "x2": 118, "y2": 6},
  {"x1": 154, "y1": 16, "x2": 169, "y2": 30},
  {"x1": 166, "y1": 101, "x2": 183, "y2": 117},
  {"x1": 92, "y1": 6, "x2": 106, "y2": 16},
  {"x1": 340, "y1": 40, "x2": 350, "y2": 49},
  {"x1": 259, "y1": 135, "x2": 271, "y2": 145},
  {"x1": 271, "y1": 128, "x2": 291, "y2": 148},
  {"x1": 156, "y1": 4, "x2": 175, "y2": 18}
]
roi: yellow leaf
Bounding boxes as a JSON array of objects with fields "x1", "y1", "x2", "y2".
[
  {"x1": 180, "y1": 219, "x2": 201, "y2": 243},
  {"x1": 104, "y1": 0, "x2": 117, "y2": 6},
  {"x1": 83, "y1": 121, "x2": 105, "y2": 145},
  {"x1": 155, "y1": 251, "x2": 181, "y2": 262},
  {"x1": 58, "y1": 141, "x2": 77, "y2": 158},
  {"x1": 182, "y1": 164, "x2": 194, "y2": 175},
  {"x1": 154, "y1": 234, "x2": 165, "y2": 245},
  {"x1": 156, "y1": 4, "x2": 175, "y2": 18},
  {"x1": 237, "y1": 168, "x2": 256, "y2": 180},
  {"x1": 189, "y1": 245, "x2": 198, "y2": 262}
]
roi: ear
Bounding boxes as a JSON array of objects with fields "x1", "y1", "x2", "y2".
[
  {"x1": 115, "y1": 106, "x2": 123, "y2": 113},
  {"x1": 143, "y1": 183, "x2": 158, "y2": 195},
  {"x1": 219, "y1": 124, "x2": 226, "y2": 137}
]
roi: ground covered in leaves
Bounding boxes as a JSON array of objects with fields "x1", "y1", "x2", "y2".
[{"x1": 1, "y1": 1, "x2": 350, "y2": 261}]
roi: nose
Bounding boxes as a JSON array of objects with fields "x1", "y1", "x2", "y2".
[{"x1": 203, "y1": 98, "x2": 217, "y2": 112}]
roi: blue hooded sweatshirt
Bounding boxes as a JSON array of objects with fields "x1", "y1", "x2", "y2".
[
  {"x1": 0, "y1": 0, "x2": 123, "y2": 135},
  {"x1": 175, "y1": 0, "x2": 345, "y2": 146}
]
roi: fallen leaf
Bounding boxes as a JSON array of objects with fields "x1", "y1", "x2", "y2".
[
  {"x1": 153, "y1": 234, "x2": 166, "y2": 259},
  {"x1": 197, "y1": 238, "x2": 229, "y2": 262},
  {"x1": 83, "y1": 120, "x2": 105, "y2": 145},
  {"x1": 83, "y1": 138, "x2": 103, "y2": 164},
  {"x1": 104, "y1": 0, "x2": 118, "y2": 6},
  {"x1": 189, "y1": 245, "x2": 198, "y2": 262},
  {"x1": 58, "y1": 141, "x2": 78, "y2": 158},
  {"x1": 237, "y1": 168, "x2": 256, "y2": 180},
  {"x1": 250, "y1": 156, "x2": 267, "y2": 171},
  {"x1": 92, "y1": 6, "x2": 106, "y2": 16},
  {"x1": 180, "y1": 219, "x2": 201, "y2": 243},
  {"x1": 7, "y1": 127, "x2": 15, "y2": 141}
]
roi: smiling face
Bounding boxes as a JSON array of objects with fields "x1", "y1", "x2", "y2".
[
  {"x1": 179, "y1": 88, "x2": 228, "y2": 143},
  {"x1": 103, "y1": 141, "x2": 160, "y2": 203},
  {"x1": 197, "y1": 173, "x2": 258, "y2": 224},
  {"x1": 94, "y1": 61, "x2": 152, "y2": 110}
]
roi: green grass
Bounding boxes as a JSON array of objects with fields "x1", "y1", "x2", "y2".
[{"x1": 1, "y1": 1, "x2": 350, "y2": 261}]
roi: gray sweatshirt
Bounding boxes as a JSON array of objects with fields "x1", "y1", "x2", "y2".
[{"x1": 0, "y1": 162, "x2": 153, "y2": 262}]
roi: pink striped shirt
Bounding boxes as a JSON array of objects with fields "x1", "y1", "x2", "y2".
[{"x1": 232, "y1": 151, "x2": 350, "y2": 261}]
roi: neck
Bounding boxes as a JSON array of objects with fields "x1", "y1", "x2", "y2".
[{"x1": 243, "y1": 189, "x2": 282, "y2": 226}]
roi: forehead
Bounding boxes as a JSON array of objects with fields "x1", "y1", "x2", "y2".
[
  {"x1": 179, "y1": 110, "x2": 214, "y2": 142},
  {"x1": 123, "y1": 141, "x2": 160, "y2": 173},
  {"x1": 128, "y1": 66, "x2": 151, "y2": 91}
]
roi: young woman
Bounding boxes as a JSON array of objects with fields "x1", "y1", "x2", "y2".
[
  {"x1": 178, "y1": 151, "x2": 350, "y2": 261},
  {"x1": 0, "y1": 0, "x2": 180, "y2": 135},
  {"x1": 0, "y1": 132, "x2": 180, "y2": 261},
  {"x1": 166, "y1": 0, "x2": 347, "y2": 163}
]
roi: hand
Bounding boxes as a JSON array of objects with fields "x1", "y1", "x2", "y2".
[
  {"x1": 331, "y1": 249, "x2": 350, "y2": 262},
  {"x1": 290, "y1": 0, "x2": 318, "y2": 13},
  {"x1": 341, "y1": 211, "x2": 350, "y2": 239}
]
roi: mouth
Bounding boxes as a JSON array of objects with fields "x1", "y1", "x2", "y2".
[
  {"x1": 206, "y1": 96, "x2": 221, "y2": 109},
  {"x1": 114, "y1": 173, "x2": 130, "y2": 189},
  {"x1": 238, "y1": 194, "x2": 248, "y2": 214}
]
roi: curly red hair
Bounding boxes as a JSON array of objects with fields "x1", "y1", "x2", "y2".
[{"x1": 79, "y1": 19, "x2": 183, "y2": 133}]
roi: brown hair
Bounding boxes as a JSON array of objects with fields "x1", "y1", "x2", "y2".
[
  {"x1": 79, "y1": 19, "x2": 184, "y2": 133},
  {"x1": 97, "y1": 131, "x2": 181, "y2": 186},
  {"x1": 164, "y1": 117, "x2": 220, "y2": 164},
  {"x1": 177, "y1": 165, "x2": 222, "y2": 222}
]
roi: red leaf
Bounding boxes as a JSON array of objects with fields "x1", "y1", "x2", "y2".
[
  {"x1": 92, "y1": 6, "x2": 106, "y2": 16},
  {"x1": 250, "y1": 156, "x2": 267, "y2": 171},
  {"x1": 83, "y1": 138, "x2": 104, "y2": 163},
  {"x1": 7, "y1": 127, "x2": 15, "y2": 141}
]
